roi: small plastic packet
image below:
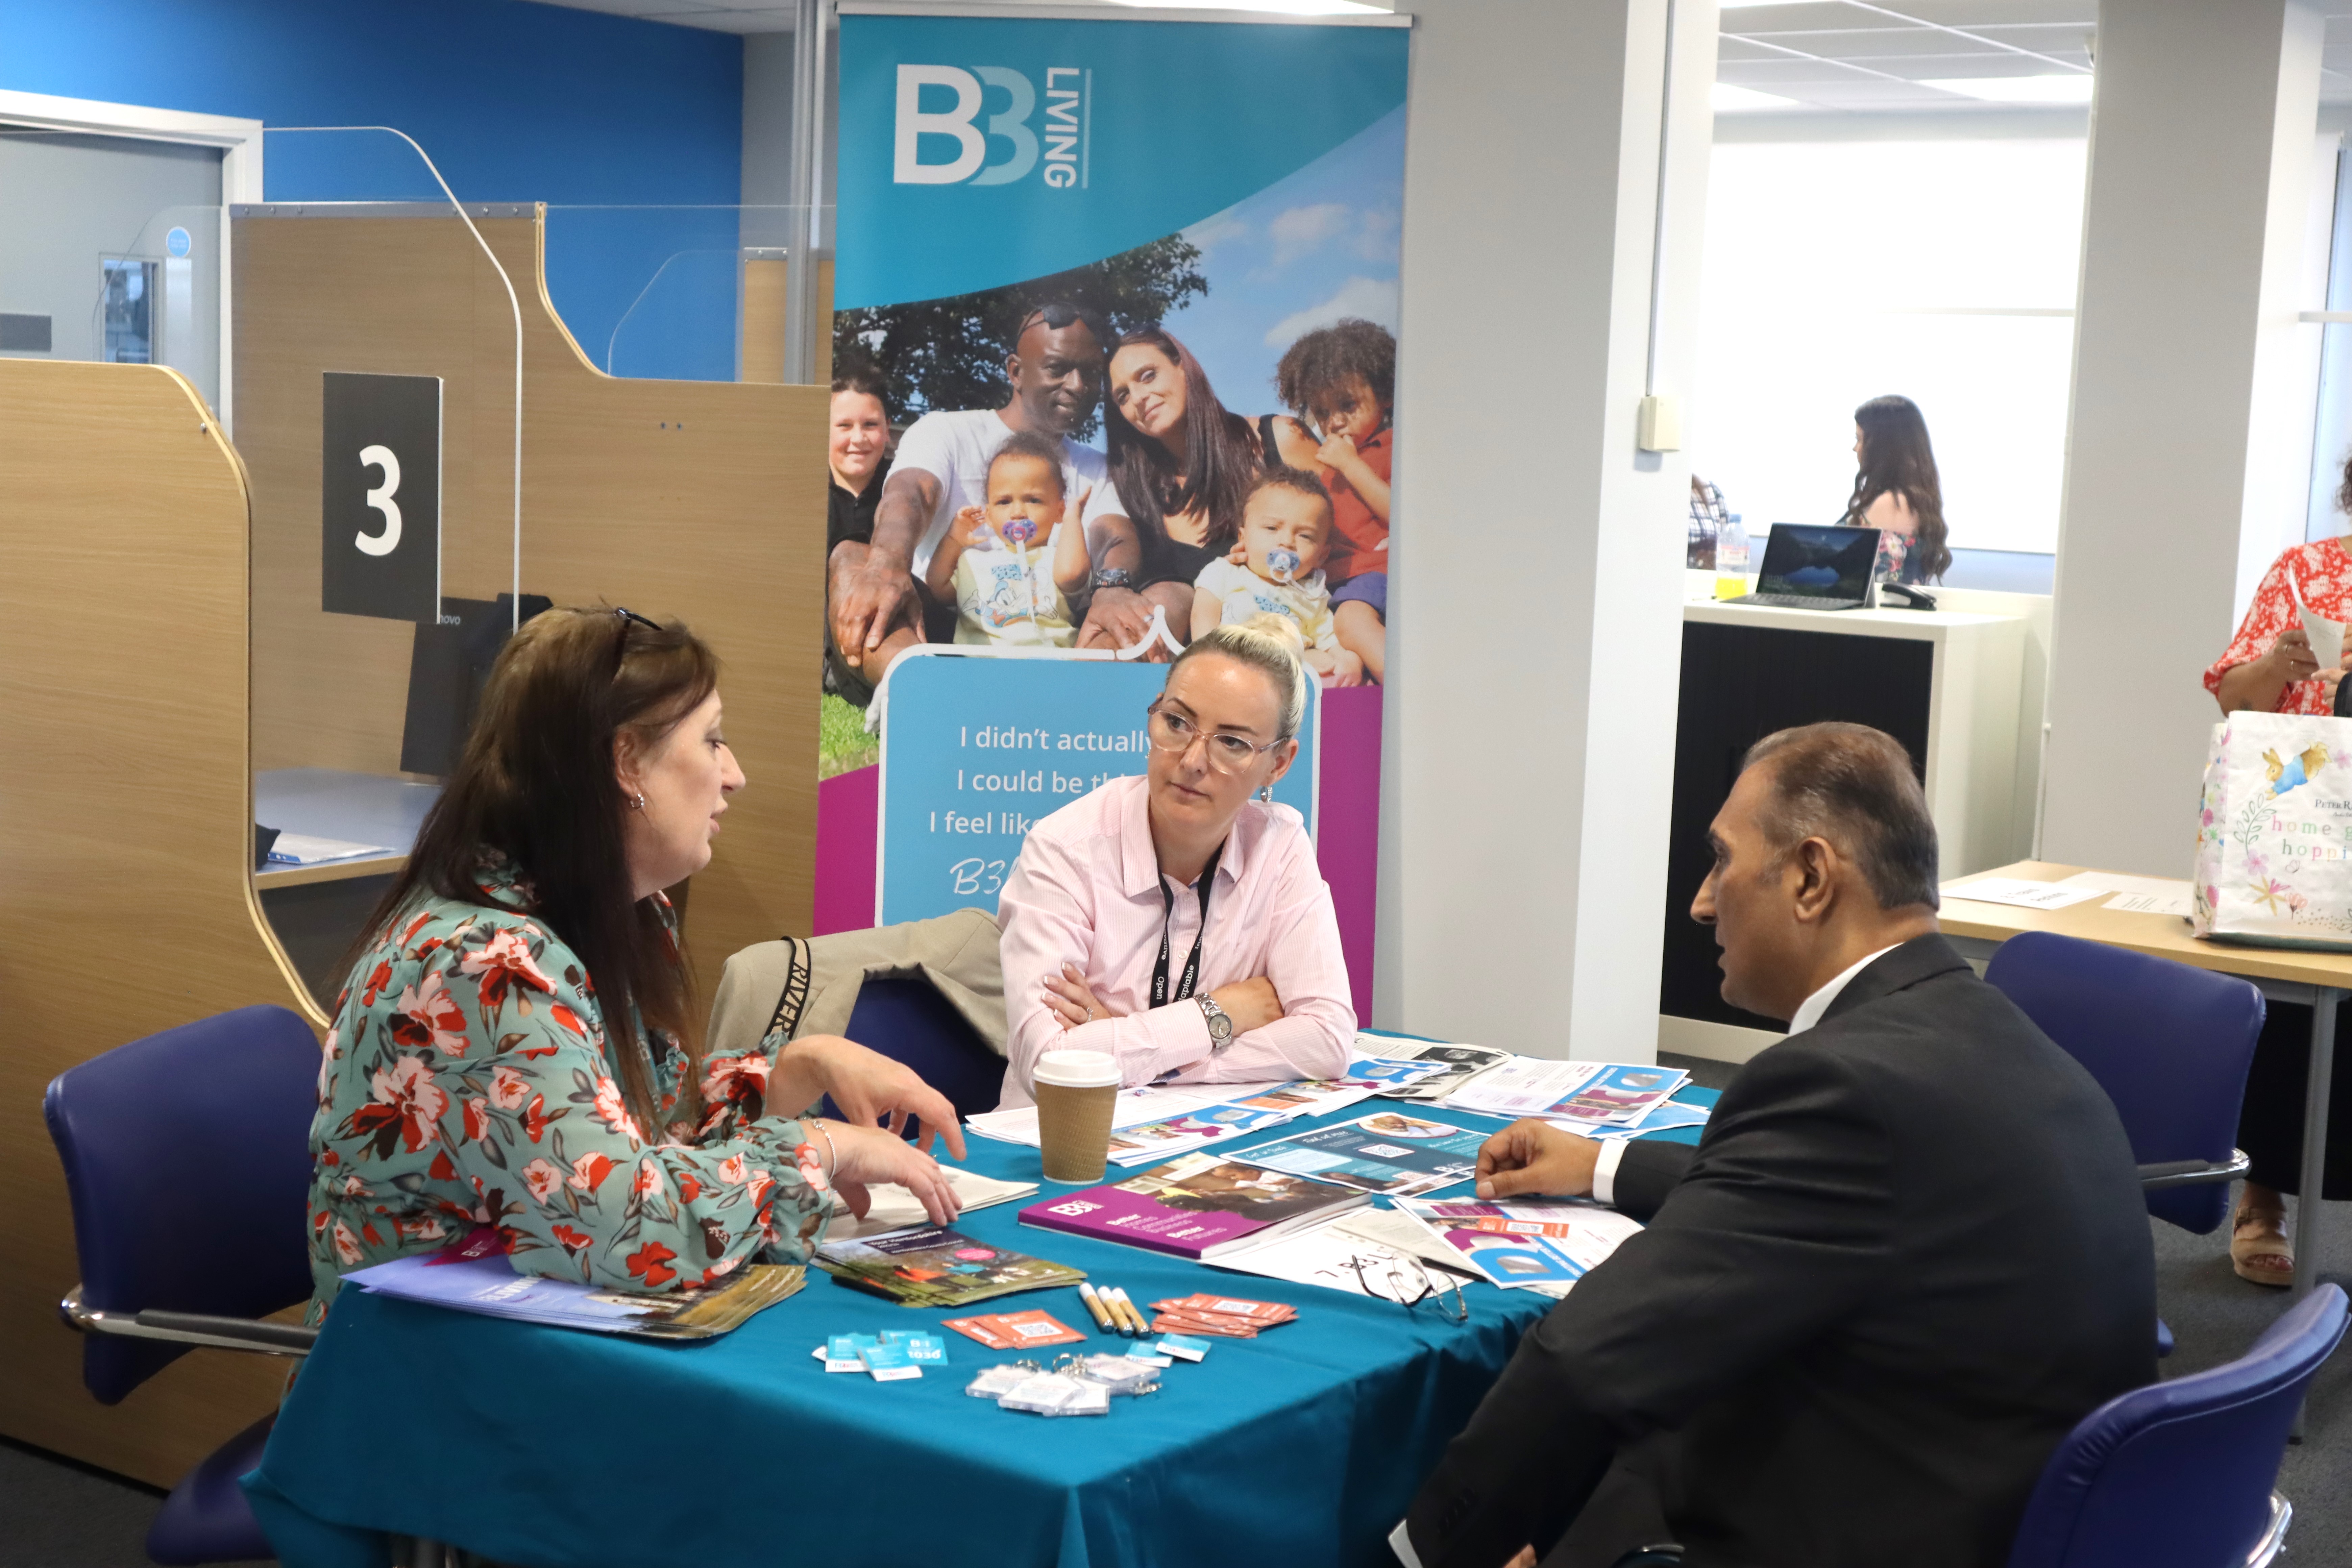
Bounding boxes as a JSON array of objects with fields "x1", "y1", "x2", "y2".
[
  {"x1": 1078, "y1": 1354, "x2": 1161, "y2": 1394},
  {"x1": 999, "y1": 1370, "x2": 1111, "y2": 1416},
  {"x1": 965, "y1": 1360, "x2": 1041, "y2": 1400}
]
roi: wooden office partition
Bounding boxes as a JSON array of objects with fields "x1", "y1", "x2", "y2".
[
  {"x1": 234, "y1": 207, "x2": 825, "y2": 1017},
  {"x1": 0, "y1": 359, "x2": 320, "y2": 1486}
]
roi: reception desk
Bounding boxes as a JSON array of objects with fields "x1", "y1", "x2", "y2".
[{"x1": 1660, "y1": 592, "x2": 2033, "y2": 1062}]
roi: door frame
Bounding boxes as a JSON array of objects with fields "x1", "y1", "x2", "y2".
[{"x1": 0, "y1": 89, "x2": 262, "y2": 431}]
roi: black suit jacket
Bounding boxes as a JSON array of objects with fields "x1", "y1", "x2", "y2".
[{"x1": 1405, "y1": 936, "x2": 2156, "y2": 1568}]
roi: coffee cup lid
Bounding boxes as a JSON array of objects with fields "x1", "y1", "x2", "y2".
[{"x1": 1033, "y1": 1049, "x2": 1121, "y2": 1089}]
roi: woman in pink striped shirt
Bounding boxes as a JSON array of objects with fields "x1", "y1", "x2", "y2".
[{"x1": 994, "y1": 616, "x2": 1355, "y2": 1108}]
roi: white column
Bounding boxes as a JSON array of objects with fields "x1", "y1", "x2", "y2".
[
  {"x1": 1379, "y1": 0, "x2": 1717, "y2": 1057},
  {"x1": 2042, "y1": 0, "x2": 2324, "y2": 875}
]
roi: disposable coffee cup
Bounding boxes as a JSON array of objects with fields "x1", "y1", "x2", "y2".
[{"x1": 1033, "y1": 1049, "x2": 1121, "y2": 1185}]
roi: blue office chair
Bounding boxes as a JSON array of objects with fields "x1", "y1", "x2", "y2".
[
  {"x1": 823, "y1": 976, "x2": 1007, "y2": 1138},
  {"x1": 1985, "y1": 932, "x2": 2263, "y2": 1234},
  {"x1": 2006, "y1": 1282, "x2": 2346, "y2": 1568},
  {"x1": 45, "y1": 1004, "x2": 324, "y2": 1565}
]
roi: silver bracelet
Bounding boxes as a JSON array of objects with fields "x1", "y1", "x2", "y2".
[{"x1": 811, "y1": 1118, "x2": 840, "y2": 1184}]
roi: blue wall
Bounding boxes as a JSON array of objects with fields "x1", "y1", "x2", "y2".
[
  {"x1": 0, "y1": 0, "x2": 743, "y2": 205},
  {"x1": 2, "y1": 0, "x2": 747, "y2": 376}
]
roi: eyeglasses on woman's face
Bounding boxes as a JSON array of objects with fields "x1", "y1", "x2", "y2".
[{"x1": 1146, "y1": 698, "x2": 1282, "y2": 776}]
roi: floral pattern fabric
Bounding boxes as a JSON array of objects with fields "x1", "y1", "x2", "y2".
[
  {"x1": 2204, "y1": 539, "x2": 2352, "y2": 716},
  {"x1": 305, "y1": 858, "x2": 833, "y2": 1320}
]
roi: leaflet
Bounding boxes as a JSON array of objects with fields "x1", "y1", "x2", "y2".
[
  {"x1": 1225, "y1": 1112, "x2": 1487, "y2": 1197},
  {"x1": 1209, "y1": 1210, "x2": 1480, "y2": 1301},
  {"x1": 1394, "y1": 1197, "x2": 1644, "y2": 1296},
  {"x1": 1443, "y1": 1059, "x2": 1688, "y2": 1129},
  {"x1": 965, "y1": 1064, "x2": 1394, "y2": 1152},
  {"x1": 345, "y1": 1253, "x2": 805, "y2": 1339},
  {"x1": 1361, "y1": 1038, "x2": 1512, "y2": 1101},
  {"x1": 1106, "y1": 1102, "x2": 1294, "y2": 1167},
  {"x1": 964, "y1": 1081, "x2": 1253, "y2": 1148}
]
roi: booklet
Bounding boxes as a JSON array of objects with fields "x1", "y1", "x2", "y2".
[
  {"x1": 345, "y1": 1253, "x2": 805, "y2": 1339},
  {"x1": 1019, "y1": 1150, "x2": 1369, "y2": 1261},
  {"x1": 1393, "y1": 1198, "x2": 1644, "y2": 1297},
  {"x1": 825, "y1": 1166, "x2": 1041, "y2": 1241},
  {"x1": 1444, "y1": 1059, "x2": 1689, "y2": 1129},
  {"x1": 1224, "y1": 1111, "x2": 1487, "y2": 1197},
  {"x1": 1362, "y1": 1038, "x2": 1512, "y2": 1102},
  {"x1": 814, "y1": 1224, "x2": 1085, "y2": 1307}
]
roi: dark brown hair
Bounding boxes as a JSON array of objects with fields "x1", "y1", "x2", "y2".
[
  {"x1": 830, "y1": 366, "x2": 891, "y2": 417},
  {"x1": 1104, "y1": 326, "x2": 1261, "y2": 558},
  {"x1": 2336, "y1": 450, "x2": 2352, "y2": 519},
  {"x1": 1742, "y1": 722, "x2": 1938, "y2": 912},
  {"x1": 1247, "y1": 465, "x2": 1333, "y2": 517},
  {"x1": 987, "y1": 429, "x2": 1070, "y2": 499},
  {"x1": 1844, "y1": 394, "x2": 1951, "y2": 583},
  {"x1": 355, "y1": 607, "x2": 719, "y2": 1136},
  {"x1": 1275, "y1": 318, "x2": 1396, "y2": 424}
]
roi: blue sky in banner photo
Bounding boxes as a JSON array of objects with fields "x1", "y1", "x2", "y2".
[{"x1": 1157, "y1": 104, "x2": 1404, "y2": 427}]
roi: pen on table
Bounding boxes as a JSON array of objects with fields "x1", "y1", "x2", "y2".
[
  {"x1": 1110, "y1": 1286, "x2": 1148, "y2": 1338},
  {"x1": 1077, "y1": 1282, "x2": 1117, "y2": 1335}
]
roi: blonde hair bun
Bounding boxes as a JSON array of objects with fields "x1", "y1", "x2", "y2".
[{"x1": 1173, "y1": 613, "x2": 1310, "y2": 742}]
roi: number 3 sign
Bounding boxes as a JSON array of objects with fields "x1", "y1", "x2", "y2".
[{"x1": 321, "y1": 371, "x2": 441, "y2": 622}]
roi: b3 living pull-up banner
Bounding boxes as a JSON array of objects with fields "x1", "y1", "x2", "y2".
[{"x1": 830, "y1": 6, "x2": 1407, "y2": 995}]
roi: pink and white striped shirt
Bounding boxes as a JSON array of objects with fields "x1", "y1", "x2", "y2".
[{"x1": 994, "y1": 773, "x2": 1354, "y2": 1109}]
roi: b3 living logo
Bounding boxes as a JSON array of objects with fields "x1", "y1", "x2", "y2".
[{"x1": 893, "y1": 64, "x2": 1090, "y2": 189}]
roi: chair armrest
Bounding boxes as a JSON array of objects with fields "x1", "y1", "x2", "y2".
[
  {"x1": 2138, "y1": 1150, "x2": 2252, "y2": 1190},
  {"x1": 59, "y1": 1286, "x2": 317, "y2": 1357}
]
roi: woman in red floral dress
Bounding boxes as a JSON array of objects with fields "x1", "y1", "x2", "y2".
[
  {"x1": 307, "y1": 608, "x2": 964, "y2": 1322},
  {"x1": 2204, "y1": 472, "x2": 2352, "y2": 1287}
]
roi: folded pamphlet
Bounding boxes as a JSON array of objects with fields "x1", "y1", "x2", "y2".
[
  {"x1": 1362, "y1": 1038, "x2": 1512, "y2": 1101},
  {"x1": 1393, "y1": 1198, "x2": 1643, "y2": 1299},
  {"x1": 814, "y1": 1224, "x2": 1084, "y2": 1307},
  {"x1": 1224, "y1": 1111, "x2": 1486, "y2": 1197},
  {"x1": 1019, "y1": 1150, "x2": 1369, "y2": 1261},
  {"x1": 1444, "y1": 1059, "x2": 1690, "y2": 1129},
  {"x1": 344, "y1": 1252, "x2": 804, "y2": 1339}
]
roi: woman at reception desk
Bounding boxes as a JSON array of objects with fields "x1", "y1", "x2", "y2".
[
  {"x1": 2204, "y1": 461, "x2": 2352, "y2": 1285},
  {"x1": 1844, "y1": 394, "x2": 1952, "y2": 587}
]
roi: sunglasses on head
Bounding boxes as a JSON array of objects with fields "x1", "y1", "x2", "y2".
[{"x1": 1011, "y1": 302, "x2": 1106, "y2": 352}]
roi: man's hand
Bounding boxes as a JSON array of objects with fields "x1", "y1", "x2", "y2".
[
  {"x1": 1077, "y1": 584, "x2": 1156, "y2": 650},
  {"x1": 1206, "y1": 976, "x2": 1283, "y2": 1033},
  {"x1": 1475, "y1": 1119, "x2": 1601, "y2": 1200},
  {"x1": 830, "y1": 549, "x2": 920, "y2": 669}
]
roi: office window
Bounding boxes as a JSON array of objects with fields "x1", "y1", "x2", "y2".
[
  {"x1": 1692, "y1": 137, "x2": 2086, "y2": 561},
  {"x1": 101, "y1": 256, "x2": 158, "y2": 365}
]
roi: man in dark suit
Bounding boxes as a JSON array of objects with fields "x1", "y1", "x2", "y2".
[{"x1": 1396, "y1": 722, "x2": 2155, "y2": 1568}]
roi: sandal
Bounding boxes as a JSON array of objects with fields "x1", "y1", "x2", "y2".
[{"x1": 2232, "y1": 1205, "x2": 2294, "y2": 1288}]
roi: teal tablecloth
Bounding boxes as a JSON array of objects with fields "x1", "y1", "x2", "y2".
[{"x1": 247, "y1": 1085, "x2": 1717, "y2": 1568}]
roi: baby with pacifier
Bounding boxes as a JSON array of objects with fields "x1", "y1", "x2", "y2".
[
  {"x1": 925, "y1": 430, "x2": 1095, "y2": 648},
  {"x1": 1188, "y1": 468, "x2": 1364, "y2": 686}
]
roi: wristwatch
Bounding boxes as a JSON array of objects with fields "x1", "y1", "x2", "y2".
[
  {"x1": 1091, "y1": 566, "x2": 1135, "y2": 591},
  {"x1": 1196, "y1": 994, "x2": 1235, "y2": 1051}
]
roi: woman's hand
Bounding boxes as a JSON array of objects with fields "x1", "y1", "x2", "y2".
[
  {"x1": 1206, "y1": 976, "x2": 1283, "y2": 1033},
  {"x1": 820, "y1": 1118, "x2": 961, "y2": 1224},
  {"x1": 2264, "y1": 626, "x2": 2321, "y2": 685},
  {"x1": 1043, "y1": 962, "x2": 1119, "y2": 1029},
  {"x1": 782, "y1": 1035, "x2": 967, "y2": 1159}
]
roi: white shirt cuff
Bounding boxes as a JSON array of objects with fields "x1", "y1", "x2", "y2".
[
  {"x1": 1592, "y1": 1138, "x2": 1630, "y2": 1207},
  {"x1": 1389, "y1": 1519, "x2": 1424, "y2": 1568}
]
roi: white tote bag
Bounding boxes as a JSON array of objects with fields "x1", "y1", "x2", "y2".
[{"x1": 2192, "y1": 711, "x2": 2352, "y2": 948}]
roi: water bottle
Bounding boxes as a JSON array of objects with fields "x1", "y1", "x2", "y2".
[{"x1": 1719, "y1": 514, "x2": 1750, "y2": 573}]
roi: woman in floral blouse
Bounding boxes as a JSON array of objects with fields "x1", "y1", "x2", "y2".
[
  {"x1": 308, "y1": 607, "x2": 963, "y2": 1320},
  {"x1": 2204, "y1": 461, "x2": 2352, "y2": 1290}
]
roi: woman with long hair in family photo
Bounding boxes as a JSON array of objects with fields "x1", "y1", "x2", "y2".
[
  {"x1": 1094, "y1": 325, "x2": 1321, "y2": 650},
  {"x1": 1844, "y1": 393, "x2": 1952, "y2": 587}
]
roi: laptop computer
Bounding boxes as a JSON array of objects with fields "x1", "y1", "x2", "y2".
[{"x1": 1723, "y1": 524, "x2": 1879, "y2": 612}]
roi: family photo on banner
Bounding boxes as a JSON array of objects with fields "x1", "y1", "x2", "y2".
[{"x1": 818, "y1": 12, "x2": 1410, "y2": 783}]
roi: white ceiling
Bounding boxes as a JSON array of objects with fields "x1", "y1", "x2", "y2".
[{"x1": 524, "y1": 0, "x2": 2352, "y2": 107}]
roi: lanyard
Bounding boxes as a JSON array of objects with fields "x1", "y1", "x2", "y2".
[{"x1": 1150, "y1": 842, "x2": 1225, "y2": 1008}]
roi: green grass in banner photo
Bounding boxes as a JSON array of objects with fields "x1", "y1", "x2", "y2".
[{"x1": 876, "y1": 656, "x2": 1318, "y2": 926}]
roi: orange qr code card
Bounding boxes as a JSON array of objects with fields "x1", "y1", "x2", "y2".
[{"x1": 943, "y1": 1310, "x2": 1085, "y2": 1350}]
